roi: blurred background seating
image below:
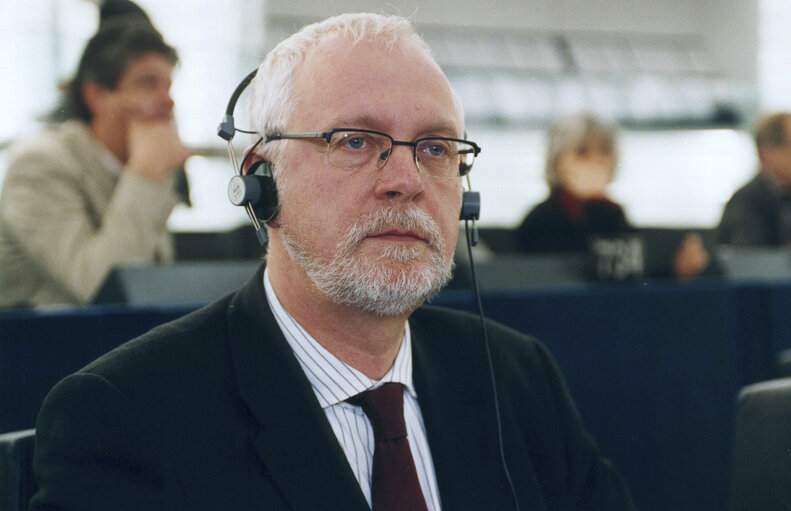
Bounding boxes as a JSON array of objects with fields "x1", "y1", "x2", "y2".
[{"x1": 728, "y1": 378, "x2": 791, "y2": 511}]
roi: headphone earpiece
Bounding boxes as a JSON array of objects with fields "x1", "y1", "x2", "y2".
[
  {"x1": 227, "y1": 159, "x2": 279, "y2": 223},
  {"x1": 460, "y1": 188, "x2": 480, "y2": 247},
  {"x1": 460, "y1": 190, "x2": 480, "y2": 221}
]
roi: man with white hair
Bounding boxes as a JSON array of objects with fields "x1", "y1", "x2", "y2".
[{"x1": 31, "y1": 13, "x2": 634, "y2": 510}]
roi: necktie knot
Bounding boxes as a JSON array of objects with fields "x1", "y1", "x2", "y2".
[
  {"x1": 347, "y1": 382, "x2": 429, "y2": 510},
  {"x1": 348, "y1": 383, "x2": 407, "y2": 442}
]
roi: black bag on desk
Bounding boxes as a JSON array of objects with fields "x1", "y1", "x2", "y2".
[
  {"x1": 93, "y1": 261, "x2": 261, "y2": 306},
  {"x1": 586, "y1": 234, "x2": 646, "y2": 282}
]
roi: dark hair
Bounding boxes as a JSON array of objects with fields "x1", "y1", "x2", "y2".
[
  {"x1": 65, "y1": 19, "x2": 178, "y2": 122},
  {"x1": 754, "y1": 113, "x2": 791, "y2": 148},
  {"x1": 99, "y1": 0, "x2": 152, "y2": 26}
]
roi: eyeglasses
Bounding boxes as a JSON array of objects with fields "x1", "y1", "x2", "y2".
[{"x1": 265, "y1": 128, "x2": 481, "y2": 178}]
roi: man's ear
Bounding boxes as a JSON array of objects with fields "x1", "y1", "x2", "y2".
[
  {"x1": 243, "y1": 151, "x2": 281, "y2": 229},
  {"x1": 80, "y1": 82, "x2": 104, "y2": 114},
  {"x1": 81, "y1": 82, "x2": 108, "y2": 119},
  {"x1": 242, "y1": 146, "x2": 272, "y2": 175},
  {"x1": 242, "y1": 153, "x2": 259, "y2": 174},
  {"x1": 757, "y1": 145, "x2": 775, "y2": 171}
]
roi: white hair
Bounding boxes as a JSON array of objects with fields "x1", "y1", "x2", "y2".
[
  {"x1": 248, "y1": 12, "x2": 465, "y2": 172},
  {"x1": 544, "y1": 112, "x2": 619, "y2": 188}
]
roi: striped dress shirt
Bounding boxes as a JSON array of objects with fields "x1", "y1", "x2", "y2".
[{"x1": 263, "y1": 269, "x2": 442, "y2": 510}]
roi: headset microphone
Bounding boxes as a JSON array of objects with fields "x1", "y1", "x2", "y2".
[
  {"x1": 458, "y1": 173, "x2": 520, "y2": 511},
  {"x1": 218, "y1": 69, "x2": 257, "y2": 142},
  {"x1": 217, "y1": 69, "x2": 277, "y2": 246},
  {"x1": 461, "y1": 175, "x2": 481, "y2": 246},
  {"x1": 461, "y1": 203, "x2": 521, "y2": 511}
]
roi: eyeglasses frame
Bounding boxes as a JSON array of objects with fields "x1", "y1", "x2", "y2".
[{"x1": 265, "y1": 128, "x2": 481, "y2": 177}]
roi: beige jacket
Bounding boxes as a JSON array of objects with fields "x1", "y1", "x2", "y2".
[{"x1": 0, "y1": 120, "x2": 179, "y2": 307}]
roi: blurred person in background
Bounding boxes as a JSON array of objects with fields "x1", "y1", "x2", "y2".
[
  {"x1": 515, "y1": 112, "x2": 710, "y2": 280},
  {"x1": 515, "y1": 113, "x2": 628, "y2": 253},
  {"x1": 717, "y1": 112, "x2": 791, "y2": 246},
  {"x1": 0, "y1": 0, "x2": 189, "y2": 308}
]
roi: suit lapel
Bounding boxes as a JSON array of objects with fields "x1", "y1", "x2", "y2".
[
  {"x1": 411, "y1": 310, "x2": 542, "y2": 510},
  {"x1": 65, "y1": 121, "x2": 118, "y2": 210},
  {"x1": 226, "y1": 266, "x2": 369, "y2": 511}
]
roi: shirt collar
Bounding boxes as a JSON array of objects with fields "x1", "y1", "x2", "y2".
[
  {"x1": 66, "y1": 119, "x2": 123, "y2": 175},
  {"x1": 263, "y1": 267, "x2": 416, "y2": 409},
  {"x1": 95, "y1": 139, "x2": 123, "y2": 175}
]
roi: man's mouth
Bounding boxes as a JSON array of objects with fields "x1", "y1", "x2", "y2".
[
  {"x1": 342, "y1": 206, "x2": 445, "y2": 255},
  {"x1": 366, "y1": 229, "x2": 426, "y2": 243}
]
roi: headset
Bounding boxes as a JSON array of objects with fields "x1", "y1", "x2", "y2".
[
  {"x1": 217, "y1": 69, "x2": 520, "y2": 511},
  {"x1": 217, "y1": 69, "x2": 277, "y2": 245},
  {"x1": 217, "y1": 69, "x2": 480, "y2": 247}
]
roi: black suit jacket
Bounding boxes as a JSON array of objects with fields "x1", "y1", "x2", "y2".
[
  {"x1": 515, "y1": 189, "x2": 631, "y2": 253},
  {"x1": 717, "y1": 172, "x2": 791, "y2": 246},
  {"x1": 31, "y1": 265, "x2": 633, "y2": 510}
]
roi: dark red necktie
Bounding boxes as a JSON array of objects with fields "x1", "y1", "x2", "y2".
[{"x1": 348, "y1": 383, "x2": 429, "y2": 511}]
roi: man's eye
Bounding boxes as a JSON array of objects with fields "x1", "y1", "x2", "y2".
[
  {"x1": 421, "y1": 141, "x2": 450, "y2": 158},
  {"x1": 345, "y1": 137, "x2": 367, "y2": 149},
  {"x1": 427, "y1": 144, "x2": 447, "y2": 156},
  {"x1": 136, "y1": 76, "x2": 159, "y2": 90}
]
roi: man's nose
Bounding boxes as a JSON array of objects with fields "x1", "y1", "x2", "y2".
[
  {"x1": 161, "y1": 86, "x2": 175, "y2": 111},
  {"x1": 373, "y1": 144, "x2": 423, "y2": 201}
]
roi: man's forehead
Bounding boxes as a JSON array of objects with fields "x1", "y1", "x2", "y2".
[
  {"x1": 292, "y1": 36, "x2": 462, "y2": 133},
  {"x1": 124, "y1": 52, "x2": 174, "y2": 75},
  {"x1": 326, "y1": 111, "x2": 460, "y2": 138},
  {"x1": 297, "y1": 34, "x2": 410, "y2": 80}
]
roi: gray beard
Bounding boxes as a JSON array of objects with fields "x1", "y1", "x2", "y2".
[{"x1": 279, "y1": 206, "x2": 454, "y2": 316}]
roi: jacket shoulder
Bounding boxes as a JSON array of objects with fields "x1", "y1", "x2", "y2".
[
  {"x1": 729, "y1": 173, "x2": 775, "y2": 203},
  {"x1": 411, "y1": 304, "x2": 544, "y2": 356},
  {"x1": 81, "y1": 295, "x2": 234, "y2": 383},
  {"x1": 3, "y1": 122, "x2": 92, "y2": 191},
  {"x1": 7, "y1": 122, "x2": 86, "y2": 161}
]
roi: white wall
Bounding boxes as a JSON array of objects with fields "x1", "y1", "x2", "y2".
[
  {"x1": 266, "y1": 0, "x2": 757, "y2": 80},
  {"x1": 758, "y1": 0, "x2": 791, "y2": 111},
  {"x1": 698, "y1": 1, "x2": 758, "y2": 82},
  {"x1": 267, "y1": 0, "x2": 697, "y2": 32}
]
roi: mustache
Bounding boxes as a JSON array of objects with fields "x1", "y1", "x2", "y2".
[{"x1": 340, "y1": 206, "x2": 446, "y2": 254}]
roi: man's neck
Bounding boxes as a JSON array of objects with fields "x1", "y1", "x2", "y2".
[
  {"x1": 90, "y1": 118, "x2": 127, "y2": 163},
  {"x1": 267, "y1": 255, "x2": 411, "y2": 381}
]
